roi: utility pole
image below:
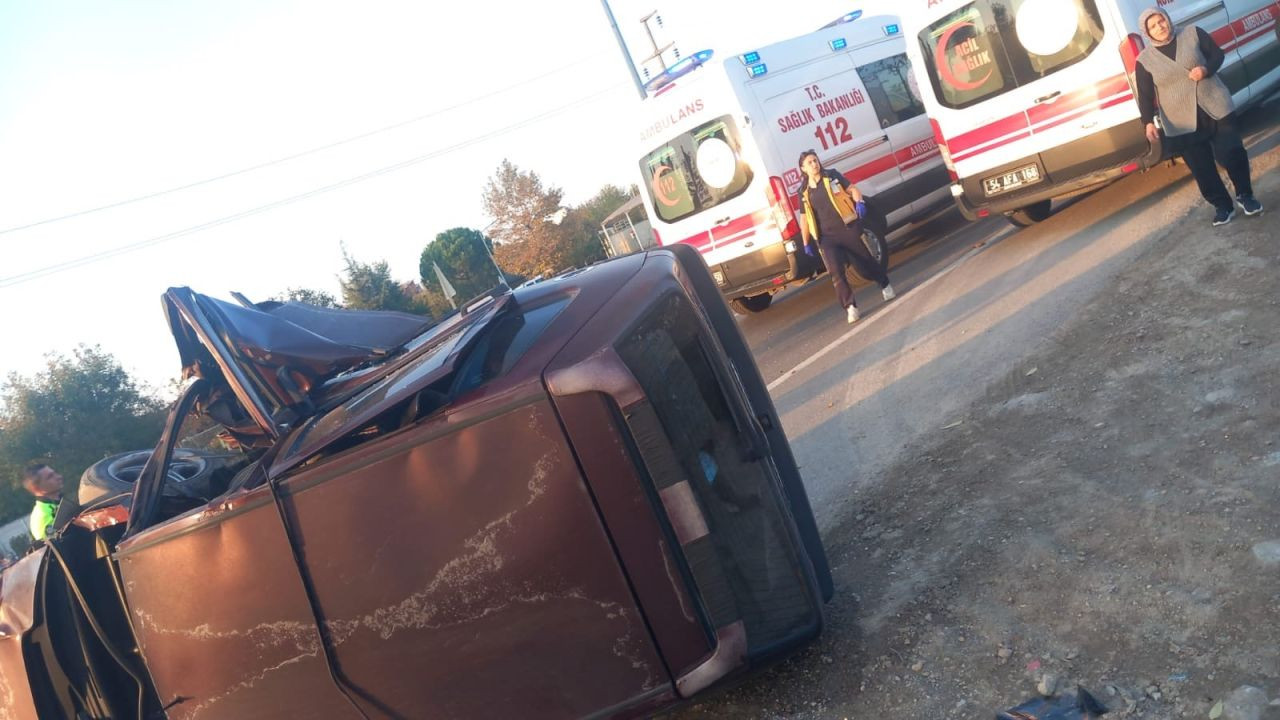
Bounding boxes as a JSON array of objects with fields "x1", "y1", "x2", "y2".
[
  {"x1": 599, "y1": 0, "x2": 648, "y2": 100},
  {"x1": 637, "y1": 11, "x2": 677, "y2": 81}
]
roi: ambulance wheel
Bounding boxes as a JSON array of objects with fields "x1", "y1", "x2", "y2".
[
  {"x1": 860, "y1": 227, "x2": 890, "y2": 275},
  {"x1": 730, "y1": 293, "x2": 773, "y2": 314},
  {"x1": 1007, "y1": 200, "x2": 1052, "y2": 227}
]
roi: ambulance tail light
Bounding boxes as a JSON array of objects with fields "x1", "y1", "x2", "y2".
[
  {"x1": 1119, "y1": 33, "x2": 1144, "y2": 90},
  {"x1": 930, "y1": 118, "x2": 959, "y2": 182},
  {"x1": 767, "y1": 176, "x2": 800, "y2": 240}
]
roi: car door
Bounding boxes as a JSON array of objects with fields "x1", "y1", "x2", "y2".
[
  {"x1": 114, "y1": 482, "x2": 359, "y2": 720},
  {"x1": 268, "y1": 398, "x2": 669, "y2": 719}
]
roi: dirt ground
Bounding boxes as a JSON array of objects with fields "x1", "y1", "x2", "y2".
[{"x1": 672, "y1": 149, "x2": 1280, "y2": 717}]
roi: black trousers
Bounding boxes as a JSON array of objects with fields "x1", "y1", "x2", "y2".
[
  {"x1": 818, "y1": 221, "x2": 889, "y2": 309},
  {"x1": 1176, "y1": 113, "x2": 1253, "y2": 211}
]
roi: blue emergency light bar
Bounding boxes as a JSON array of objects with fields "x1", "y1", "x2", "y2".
[
  {"x1": 644, "y1": 49, "x2": 716, "y2": 93},
  {"x1": 883, "y1": 23, "x2": 900, "y2": 35},
  {"x1": 836, "y1": 9, "x2": 863, "y2": 24},
  {"x1": 829, "y1": 37, "x2": 848, "y2": 50},
  {"x1": 741, "y1": 50, "x2": 761, "y2": 64},
  {"x1": 747, "y1": 63, "x2": 768, "y2": 78}
]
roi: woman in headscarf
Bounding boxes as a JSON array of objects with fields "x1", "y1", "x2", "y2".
[
  {"x1": 1135, "y1": 7, "x2": 1262, "y2": 226},
  {"x1": 797, "y1": 150, "x2": 896, "y2": 324}
]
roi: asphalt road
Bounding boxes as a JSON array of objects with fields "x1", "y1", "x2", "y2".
[{"x1": 741, "y1": 102, "x2": 1280, "y2": 532}]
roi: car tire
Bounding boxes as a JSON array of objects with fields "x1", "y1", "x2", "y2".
[
  {"x1": 1007, "y1": 199, "x2": 1053, "y2": 227},
  {"x1": 730, "y1": 293, "x2": 773, "y2": 314},
  {"x1": 78, "y1": 448, "x2": 234, "y2": 508}
]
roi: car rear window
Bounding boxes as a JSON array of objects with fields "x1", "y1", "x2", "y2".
[
  {"x1": 640, "y1": 114, "x2": 754, "y2": 224},
  {"x1": 918, "y1": 0, "x2": 1106, "y2": 109}
]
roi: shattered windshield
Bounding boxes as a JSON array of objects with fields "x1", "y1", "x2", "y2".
[{"x1": 279, "y1": 297, "x2": 516, "y2": 467}]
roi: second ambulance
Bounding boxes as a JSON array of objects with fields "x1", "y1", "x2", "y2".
[{"x1": 904, "y1": 0, "x2": 1280, "y2": 226}]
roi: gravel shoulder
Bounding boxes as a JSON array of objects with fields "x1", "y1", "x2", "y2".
[{"x1": 671, "y1": 125, "x2": 1280, "y2": 718}]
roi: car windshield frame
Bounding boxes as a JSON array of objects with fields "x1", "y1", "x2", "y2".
[{"x1": 273, "y1": 295, "x2": 517, "y2": 472}]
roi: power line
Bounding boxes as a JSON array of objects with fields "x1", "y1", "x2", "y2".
[
  {"x1": 0, "y1": 52, "x2": 609, "y2": 237},
  {"x1": 0, "y1": 83, "x2": 628, "y2": 289}
]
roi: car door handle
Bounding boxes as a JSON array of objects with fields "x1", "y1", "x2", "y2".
[{"x1": 1035, "y1": 91, "x2": 1062, "y2": 104}]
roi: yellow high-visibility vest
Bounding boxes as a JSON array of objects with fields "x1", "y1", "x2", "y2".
[{"x1": 801, "y1": 174, "x2": 859, "y2": 241}]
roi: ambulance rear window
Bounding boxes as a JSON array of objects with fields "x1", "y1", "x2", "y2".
[
  {"x1": 918, "y1": 0, "x2": 1105, "y2": 109},
  {"x1": 640, "y1": 115, "x2": 754, "y2": 224}
]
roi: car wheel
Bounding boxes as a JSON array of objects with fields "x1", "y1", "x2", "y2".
[
  {"x1": 79, "y1": 448, "x2": 232, "y2": 507},
  {"x1": 1007, "y1": 199, "x2": 1053, "y2": 227},
  {"x1": 730, "y1": 293, "x2": 773, "y2": 314}
]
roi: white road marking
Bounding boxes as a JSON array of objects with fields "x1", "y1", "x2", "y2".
[{"x1": 765, "y1": 237, "x2": 1005, "y2": 392}]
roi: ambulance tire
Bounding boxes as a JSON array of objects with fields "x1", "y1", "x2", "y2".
[
  {"x1": 1007, "y1": 200, "x2": 1053, "y2": 227},
  {"x1": 730, "y1": 293, "x2": 773, "y2": 314},
  {"x1": 844, "y1": 228, "x2": 890, "y2": 285},
  {"x1": 860, "y1": 227, "x2": 890, "y2": 276}
]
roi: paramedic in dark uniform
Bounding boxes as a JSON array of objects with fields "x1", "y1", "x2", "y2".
[
  {"x1": 1135, "y1": 7, "x2": 1263, "y2": 227},
  {"x1": 798, "y1": 150, "x2": 895, "y2": 323}
]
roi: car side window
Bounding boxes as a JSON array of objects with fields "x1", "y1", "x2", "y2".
[{"x1": 856, "y1": 54, "x2": 926, "y2": 128}]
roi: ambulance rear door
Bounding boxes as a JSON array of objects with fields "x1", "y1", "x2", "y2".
[
  {"x1": 915, "y1": 0, "x2": 1133, "y2": 193},
  {"x1": 638, "y1": 71, "x2": 772, "y2": 266}
]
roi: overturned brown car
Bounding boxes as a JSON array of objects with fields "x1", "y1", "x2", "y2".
[{"x1": 0, "y1": 245, "x2": 831, "y2": 719}]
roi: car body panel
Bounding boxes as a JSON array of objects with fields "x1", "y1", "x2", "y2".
[
  {"x1": 0, "y1": 548, "x2": 45, "y2": 720},
  {"x1": 114, "y1": 486, "x2": 357, "y2": 720},
  {"x1": 277, "y1": 397, "x2": 669, "y2": 718}
]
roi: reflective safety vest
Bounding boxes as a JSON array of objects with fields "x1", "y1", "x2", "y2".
[
  {"x1": 29, "y1": 498, "x2": 57, "y2": 541},
  {"x1": 801, "y1": 172, "x2": 859, "y2": 241}
]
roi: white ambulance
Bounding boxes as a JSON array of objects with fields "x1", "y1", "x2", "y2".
[
  {"x1": 634, "y1": 13, "x2": 951, "y2": 313},
  {"x1": 902, "y1": 0, "x2": 1280, "y2": 226}
]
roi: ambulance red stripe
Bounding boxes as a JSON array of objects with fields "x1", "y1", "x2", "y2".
[
  {"x1": 1025, "y1": 75, "x2": 1130, "y2": 127},
  {"x1": 1219, "y1": 3, "x2": 1280, "y2": 51},
  {"x1": 946, "y1": 114, "x2": 1032, "y2": 160},
  {"x1": 948, "y1": 74, "x2": 1133, "y2": 162},
  {"x1": 672, "y1": 140, "x2": 941, "y2": 251},
  {"x1": 898, "y1": 149, "x2": 942, "y2": 173}
]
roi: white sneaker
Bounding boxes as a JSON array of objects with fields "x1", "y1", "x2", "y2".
[
  {"x1": 846, "y1": 305, "x2": 860, "y2": 324},
  {"x1": 882, "y1": 284, "x2": 897, "y2": 301}
]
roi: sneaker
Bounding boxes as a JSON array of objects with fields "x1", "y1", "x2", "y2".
[
  {"x1": 846, "y1": 305, "x2": 860, "y2": 324},
  {"x1": 1212, "y1": 206, "x2": 1235, "y2": 226},
  {"x1": 1237, "y1": 195, "x2": 1263, "y2": 216},
  {"x1": 882, "y1": 284, "x2": 897, "y2": 301}
]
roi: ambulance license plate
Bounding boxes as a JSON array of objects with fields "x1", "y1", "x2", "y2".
[{"x1": 982, "y1": 164, "x2": 1042, "y2": 196}]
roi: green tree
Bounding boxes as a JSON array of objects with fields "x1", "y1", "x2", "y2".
[
  {"x1": 0, "y1": 346, "x2": 167, "y2": 519},
  {"x1": 559, "y1": 184, "x2": 631, "y2": 268},
  {"x1": 338, "y1": 249, "x2": 433, "y2": 318},
  {"x1": 483, "y1": 160, "x2": 573, "y2": 279},
  {"x1": 419, "y1": 227, "x2": 504, "y2": 312},
  {"x1": 278, "y1": 287, "x2": 341, "y2": 308}
]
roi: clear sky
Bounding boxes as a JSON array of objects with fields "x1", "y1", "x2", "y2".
[{"x1": 0, "y1": 0, "x2": 855, "y2": 394}]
